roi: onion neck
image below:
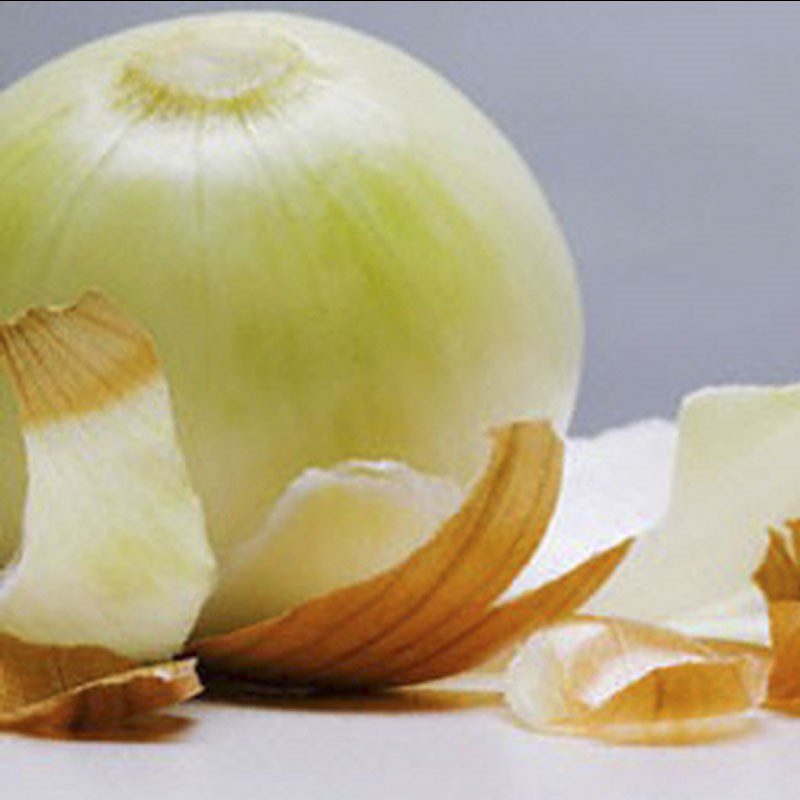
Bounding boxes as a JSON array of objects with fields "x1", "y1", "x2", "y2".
[{"x1": 114, "y1": 28, "x2": 315, "y2": 120}]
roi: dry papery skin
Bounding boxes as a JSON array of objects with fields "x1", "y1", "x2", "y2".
[
  {"x1": 0, "y1": 291, "x2": 213, "y2": 734},
  {"x1": 0, "y1": 290, "x2": 787, "y2": 748},
  {"x1": 753, "y1": 521, "x2": 800, "y2": 712},
  {"x1": 0, "y1": 290, "x2": 214, "y2": 660},
  {"x1": 0, "y1": 632, "x2": 200, "y2": 734},
  {"x1": 0, "y1": 291, "x2": 637, "y2": 734},
  {"x1": 505, "y1": 616, "x2": 768, "y2": 745},
  {"x1": 193, "y1": 422, "x2": 632, "y2": 690}
]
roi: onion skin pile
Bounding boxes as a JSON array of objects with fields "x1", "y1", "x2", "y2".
[{"x1": 0, "y1": 13, "x2": 582, "y2": 564}]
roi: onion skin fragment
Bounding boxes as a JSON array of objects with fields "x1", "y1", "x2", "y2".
[
  {"x1": 0, "y1": 632, "x2": 200, "y2": 735},
  {"x1": 192, "y1": 421, "x2": 631, "y2": 690},
  {"x1": 517, "y1": 418, "x2": 675, "y2": 594},
  {"x1": 753, "y1": 522, "x2": 800, "y2": 712},
  {"x1": 589, "y1": 384, "x2": 800, "y2": 645},
  {"x1": 0, "y1": 292, "x2": 215, "y2": 660},
  {"x1": 376, "y1": 540, "x2": 631, "y2": 688},
  {"x1": 505, "y1": 616, "x2": 766, "y2": 745},
  {"x1": 192, "y1": 421, "x2": 562, "y2": 688},
  {"x1": 198, "y1": 460, "x2": 462, "y2": 635}
]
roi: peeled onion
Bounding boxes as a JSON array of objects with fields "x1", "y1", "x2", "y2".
[{"x1": 0, "y1": 13, "x2": 582, "y2": 573}]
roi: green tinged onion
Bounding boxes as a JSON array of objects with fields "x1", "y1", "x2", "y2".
[{"x1": 0, "y1": 13, "x2": 581, "y2": 597}]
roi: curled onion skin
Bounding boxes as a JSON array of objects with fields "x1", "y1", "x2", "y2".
[{"x1": 0, "y1": 13, "x2": 582, "y2": 558}]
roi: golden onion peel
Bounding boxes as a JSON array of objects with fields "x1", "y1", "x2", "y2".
[{"x1": 0, "y1": 13, "x2": 582, "y2": 566}]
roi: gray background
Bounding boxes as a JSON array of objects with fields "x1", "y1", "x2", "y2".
[{"x1": 1, "y1": 0, "x2": 798, "y2": 434}]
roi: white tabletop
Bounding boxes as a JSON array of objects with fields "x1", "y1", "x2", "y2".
[{"x1": 1, "y1": 690, "x2": 796, "y2": 800}]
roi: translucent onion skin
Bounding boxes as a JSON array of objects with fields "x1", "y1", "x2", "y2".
[{"x1": 0, "y1": 13, "x2": 582, "y2": 555}]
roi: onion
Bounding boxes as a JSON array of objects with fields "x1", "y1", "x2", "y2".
[{"x1": 0, "y1": 13, "x2": 581, "y2": 573}]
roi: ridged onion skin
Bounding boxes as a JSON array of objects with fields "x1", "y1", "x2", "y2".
[
  {"x1": 0, "y1": 293, "x2": 215, "y2": 660},
  {"x1": 0, "y1": 13, "x2": 582, "y2": 556},
  {"x1": 200, "y1": 459, "x2": 462, "y2": 633}
]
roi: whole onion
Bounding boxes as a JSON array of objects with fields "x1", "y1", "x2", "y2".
[{"x1": 0, "y1": 13, "x2": 581, "y2": 566}]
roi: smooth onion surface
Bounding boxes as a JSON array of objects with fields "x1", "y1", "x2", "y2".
[{"x1": 0, "y1": 13, "x2": 582, "y2": 562}]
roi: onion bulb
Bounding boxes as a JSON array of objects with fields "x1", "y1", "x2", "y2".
[{"x1": 0, "y1": 13, "x2": 581, "y2": 579}]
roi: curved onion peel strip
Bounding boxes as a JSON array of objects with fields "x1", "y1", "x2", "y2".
[
  {"x1": 199, "y1": 461, "x2": 463, "y2": 635},
  {"x1": 516, "y1": 419, "x2": 675, "y2": 592},
  {"x1": 194, "y1": 422, "x2": 626, "y2": 688},
  {"x1": 0, "y1": 291, "x2": 216, "y2": 660},
  {"x1": 506, "y1": 616, "x2": 766, "y2": 744},
  {"x1": 0, "y1": 632, "x2": 200, "y2": 733},
  {"x1": 752, "y1": 523, "x2": 800, "y2": 711},
  {"x1": 753, "y1": 523, "x2": 800, "y2": 602},
  {"x1": 588, "y1": 385, "x2": 800, "y2": 643},
  {"x1": 761, "y1": 603, "x2": 800, "y2": 712},
  {"x1": 379, "y1": 539, "x2": 632, "y2": 687}
]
